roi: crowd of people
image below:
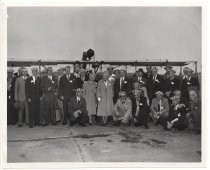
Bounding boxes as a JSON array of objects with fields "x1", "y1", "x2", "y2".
[{"x1": 7, "y1": 63, "x2": 201, "y2": 134}]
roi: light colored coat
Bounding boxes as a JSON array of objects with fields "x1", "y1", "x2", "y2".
[
  {"x1": 15, "y1": 76, "x2": 27, "y2": 102},
  {"x1": 97, "y1": 79, "x2": 114, "y2": 116}
]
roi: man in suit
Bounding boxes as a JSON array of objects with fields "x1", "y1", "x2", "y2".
[
  {"x1": 25, "y1": 68, "x2": 42, "y2": 128},
  {"x1": 14, "y1": 67, "x2": 29, "y2": 127},
  {"x1": 77, "y1": 69, "x2": 87, "y2": 89},
  {"x1": 150, "y1": 67, "x2": 164, "y2": 99},
  {"x1": 69, "y1": 88, "x2": 88, "y2": 126},
  {"x1": 164, "y1": 70, "x2": 180, "y2": 99},
  {"x1": 41, "y1": 67, "x2": 58, "y2": 125},
  {"x1": 132, "y1": 68, "x2": 147, "y2": 88},
  {"x1": 59, "y1": 66, "x2": 77, "y2": 125},
  {"x1": 143, "y1": 65, "x2": 153, "y2": 103},
  {"x1": 113, "y1": 69, "x2": 132, "y2": 104},
  {"x1": 132, "y1": 90, "x2": 150, "y2": 129},
  {"x1": 150, "y1": 91, "x2": 169, "y2": 125}
]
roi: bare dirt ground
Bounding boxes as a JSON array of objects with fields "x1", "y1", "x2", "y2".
[{"x1": 7, "y1": 123, "x2": 201, "y2": 162}]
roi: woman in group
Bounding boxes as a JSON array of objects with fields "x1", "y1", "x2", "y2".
[
  {"x1": 83, "y1": 71, "x2": 97, "y2": 125},
  {"x1": 97, "y1": 71, "x2": 114, "y2": 125}
]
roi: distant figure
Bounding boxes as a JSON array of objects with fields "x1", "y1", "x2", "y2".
[
  {"x1": 112, "y1": 91, "x2": 132, "y2": 125},
  {"x1": 25, "y1": 67, "x2": 42, "y2": 128},
  {"x1": 41, "y1": 67, "x2": 58, "y2": 125},
  {"x1": 69, "y1": 88, "x2": 88, "y2": 126},
  {"x1": 97, "y1": 71, "x2": 114, "y2": 125},
  {"x1": 186, "y1": 90, "x2": 201, "y2": 134},
  {"x1": 132, "y1": 68, "x2": 147, "y2": 87},
  {"x1": 59, "y1": 66, "x2": 77, "y2": 125},
  {"x1": 113, "y1": 69, "x2": 132, "y2": 104},
  {"x1": 83, "y1": 72, "x2": 97, "y2": 124},
  {"x1": 143, "y1": 65, "x2": 153, "y2": 102},
  {"x1": 132, "y1": 90, "x2": 150, "y2": 129},
  {"x1": 14, "y1": 67, "x2": 29, "y2": 127},
  {"x1": 77, "y1": 69, "x2": 87, "y2": 88},
  {"x1": 107, "y1": 65, "x2": 116, "y2": 82},
  {"x1": 150, "y1": 91, "x2": 169, "y2": 125}
]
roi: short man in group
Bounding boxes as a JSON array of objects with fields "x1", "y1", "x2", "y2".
[
  {"x1": 25, "y1": 67, "x2": 42, "y2": 128},
  {"x1": 132, "y1": 90, "x2": 150, "y2": 129},
  {"x1": 14, "y1": 67, "x2": 29, "y2": 127},
  {"x1": 59, "y1": 66, "x2": 78, "y2": 125},
  {"x1": 113, "y1": 91, "x2": 132, "y2": 125},
  {"x1": 113, "y1": 69, "x2": 132, "y2": 104},
  {"x1": 150, "y1": 91, "x2": 169, "y2": 125},
  {"x1": 41, "y1": 67, "x2": 58, "y2": 125},
  {"x1": 69, "y1": 88, "x2": 88, "y2": 126}
]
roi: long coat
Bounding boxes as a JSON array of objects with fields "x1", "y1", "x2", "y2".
[
  {"x1": 14, "y1": 76, "x2": 27, "y2": 102},
  {"x1": 83, "y1": 81, "x2": 97, "y2": 116},
  {"x1": 97, "y1": 79, "x2": 114, "y2": 116}
]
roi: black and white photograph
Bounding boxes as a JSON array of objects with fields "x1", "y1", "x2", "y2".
[{"x1": 0, "y1": 0, "x2": 208, "y2": 168}]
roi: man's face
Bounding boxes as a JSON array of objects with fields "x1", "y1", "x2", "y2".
[
  {"x1": 187, "y1": 71, "x2": 193, "y2": 77},
  {"x1": 108, "y1": 69, "x2": 113, "y2": 75},
  {"x1": 48, "y1": 70, "x2": 53, "y2": 75},
  {"x1": 120, "y1": 70, "x2": 126, "y2": 77},
  {"x1": 66, "y1": 67, "x2": 70, "y2": 74},
  {"x1": 156, "y1": 94, "x2": 162, "y2": 100},
  {"x1": 22, "y1": 70, "x2": 27, "y2": 76},
  {"x1": 152, "y1": 70, "x2": 157, "y2": 76},
  {"x1": 121, "y1": 95, "x2": 126, "y2": 102},
  {"x1": 81, "y1": 71, "x2": 85, "y2": 77},
  {"x1": 75, "y1": 66, "x2": 80, "y2": 73},
  {"x1": 58, "y1": 70, "x2": 63, "y2": 76},
  {"x1": 189, "y1": 92, "x2": 197, "y2": 101},
  {"x1": 103, "y1": 73, "x2": 109, "y2": 80},
  {"x1": 32, "y1": 70, "x2": 38, "y2": 76},
  {"x1": 172, "y1": 98, "x2": 180, "y2": 106},
  {"x1": 76, "y1": 91, "x2": 82, "y2": 98},
  {"x1": 169, "y1": 71, "x2": 175, "y2": 78}
]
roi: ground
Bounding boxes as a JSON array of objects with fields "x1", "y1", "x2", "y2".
[{"x1": 7, "y1": 123, "x2": 201, "y2": 162}]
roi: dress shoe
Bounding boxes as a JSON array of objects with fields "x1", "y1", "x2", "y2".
[
  {"x1": 18, "y1": 124, "x2": 22, "y2": 127},
  {"x1": 144, "y1": 124, "x2": 149, "y2": 129},
  {"x1": 79, "y1": 123, "x2": 87, "y2": 127}
]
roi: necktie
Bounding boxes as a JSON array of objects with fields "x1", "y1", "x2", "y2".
[{"x1": 77, "y1": 98, "x2": 80, "y2": 106}]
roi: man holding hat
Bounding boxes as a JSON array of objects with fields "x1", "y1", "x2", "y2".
[
  {"x1": 69, "y1": 88, "x2": 88, "y2": 126},
  {"x1": 25, "y1": 67, "x2": 42, "y2": 128},
  {"x1": 150, "y1": 91, "x2": 169, "y2": 125},
  {"x1": 41, "y1": 67, "x2": 58, "y2": 125},
  {"x1": 112, "y1": 91, "x2": 132, "y2": 125},
  {"x1": 15, "y1": 67, "x2": 29, "y2": 127}
]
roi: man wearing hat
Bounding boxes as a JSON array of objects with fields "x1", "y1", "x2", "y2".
[
  {"x1": 113, "y1": 69, "x2": 132, "y2": 104},
  {"x1": 150, "y1": 66, "x2": 164, "y2": 99},
  {"x1": 59, "y1": 65, "x2": 78, "y2": 125},
  {"x1": 25, "y1": 67, "x2": 42, "y2": 128},
  {"x1": 15, "y1": 67, "x2": 29, "y2": 127},
  {"x1": 150, "y1": 91, "x2": 169, "y2": 125},
  {"x1": 112, "y1": 91, "x2": 132, "y2": 125},
  {"x1": 132, "y1": 68, "x2": 147, "y2": 88},
  {"x1": 69, "y1": 88, "x2": 88, "y2": 126},
  {"x1": 41, "y1": 67, "x2": 58, "y2": 125}
]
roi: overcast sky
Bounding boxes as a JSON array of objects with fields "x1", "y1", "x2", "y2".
[{"x1": 7, "y1": 7, "x2": 201, "y2": 71}]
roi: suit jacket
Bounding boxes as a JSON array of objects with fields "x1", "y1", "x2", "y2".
[
  {"x1": 25, "y1": 76, "x2": 42, "y2": 100},
  {"x1": 151, "y1": 74, "x2": 164, "y2": 93},
  {"x1": 69, "y1": 96, "x2": 87, "y2": 114},
  {"x1": 59, "y1": 74, "x2": 77, "y2": 99},
  {"x1": 132, "y1": 76, "x2": 147, "y2": 88},
  {"x1": 168, "y1": 104, "x2": 187, "y2": 123},
  {"x1": 14, "y1": 76, "x2": 27, "y2": 102},
  {"x1": 163, "y1": 76, "x2": 180, "y2": 93},
  {"x1": 150, "y1": 97, "x2": 169, "y2": 116},
  {"x1": 41, "y1": 75, "x2": 58, "y2": 100},
  {"x1": 132, "y1": 95, "x2": 149, "y2": 116},
  {"x1": 114, "y1": 77, "x2": 132, "y2": 96}
]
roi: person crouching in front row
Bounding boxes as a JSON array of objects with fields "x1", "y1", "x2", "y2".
[
  {"x1": 132, "y1": 90, "x2": 150, "y2": 129},
  {"x1": 149, "y1": 91, "x2": 169, "y2": 126},
  {"x1": 69, "y1": 88, "x2": 88, "y2": 127},
  {"x1": 164, "y1": 95, "x2": 187, "y2": 132},
  {"x1": 112, "y1": 91, "x2": 132, "y2": 126}
]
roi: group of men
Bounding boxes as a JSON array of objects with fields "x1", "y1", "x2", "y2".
[{"x1": 7, "y1": 63, "x2": 201, "y2": 133}]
